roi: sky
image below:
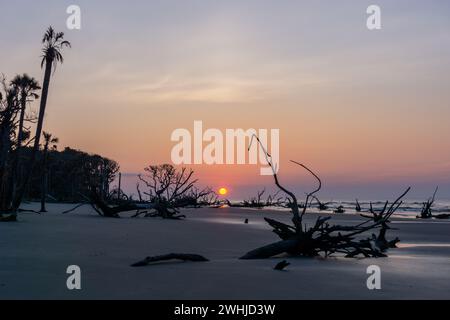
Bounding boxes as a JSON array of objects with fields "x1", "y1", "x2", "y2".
[{"x1": 1, "y1": 0, "x2": 450, "y2": 199}]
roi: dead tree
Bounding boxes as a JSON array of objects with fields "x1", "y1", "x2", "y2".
[
  {"x1": 313, "y1": 196, "x2": 332, "y2": 211},
  {"x1": 362, "y1": 201, "x2": 396, "y2": 222},
  {"x1": 243, "y1": 189, "x2": 266, "y2": 208},
  {"x1": 416, "y1": 187, "x2": 450, "y2": 219},
  {"x1": 129, "y1": 164, "x2": 205, "y2": 219},
  {"x1": 182, "y1": 186, "x2": 217, "y2": 207},
  {"x1": 88, "y1": 190, "x2": 144, "y2": 218},
  {"x1": 240, "y1": 135, "x2": 410, "y2": 260},
  {"x1": 418, "y1": 187, "x2": 438, "y2": 219},
  {"x1": 334, "y1": 205, "x2": 346, "y2": 214},
  {"x1": 265, "y1": 190, "x2": 283, "y2": 207},
  {"x1": 197, "y1": 187, "x2": 219, "y2": 206},
  {"x1": 355, "y1": 199, "x2": 362, "y2": 212},
  {"x1": 89, "y1": 164, "x2": 217, "y2": 220},
  {"x1": 229, "y1": 189, "x2": 283, "y2": 209}
]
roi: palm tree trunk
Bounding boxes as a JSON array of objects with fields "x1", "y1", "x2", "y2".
[
  {"x1": 16, "y1": 93, "x2": 27, "y2": 151},
  {"x1": 11, "y1": 58, "x2": 53, "y2": 212}
]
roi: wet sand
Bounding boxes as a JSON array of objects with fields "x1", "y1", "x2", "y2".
[{"x1": 0, "y1": 203, "x2": 449, "y2": 299}]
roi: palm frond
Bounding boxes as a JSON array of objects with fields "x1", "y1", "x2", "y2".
[{"x1": 40, "y1": 26, "x2": 71, "y2": 70}]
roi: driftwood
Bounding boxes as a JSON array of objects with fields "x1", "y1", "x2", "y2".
[
  {"x1": 416, "y1": 187, "x2": 448, "y2": 219},
  {"x1": 243, "y1": 189, "x2": 267, "y2": 208},
  {"x1": 87, "y1": 190, "x2": 187, "y2": 220},
  {"x1": 274, "y1": 260, "x2": 290, "y2": 271},
  {"x1": 418, "y1": 187, "x2": 438, "y2": 219},
  {"x1": 313, "y1": 196, "x2": 331, "y2": 211},
  {"x1": 226, "y1": 190, "x2": 283, "y2": 209},
  {"x1": 334, "y1": 205, "x2": 345, "y2": 214},
  {"x1": 134, "y1": 165, "x2": 212, "y2": 218},
  {"x1": 240, "y1": 134, "x2": 409, "y2": 260},
  {"x1": 89, "y1": 191, "x2": 141, "y2": 218},
  {"x1": 0, "y1": 214, "x2": 17, "y2": 222},
  {"x1": 62, "y1": 203, "x2": 87, "y2": 214},
  {"x1": 131, "y1": 253, "x2": 209, "y2": 267},
  {"x1": 355, "y1": 199, "x2": 362, "y2": 212}
]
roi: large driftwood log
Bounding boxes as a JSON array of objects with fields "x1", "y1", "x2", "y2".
[
  {"x1": 274, "y1": 260, "x2": 290, "y2": 271},
  {"x1": 89, "y1": 191, "x2": 155, "y2": 218},
  {"x1": 240, "y1": 239, "x2": 301, "y2": 260},
  {"x1": 131, "y1": 253, "x2": 209, "y2": 267}
]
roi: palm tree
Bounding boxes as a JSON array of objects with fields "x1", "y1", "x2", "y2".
[
  {"x1": 10, "y1": 74, "x2": 40, "y2": 199},
  {"x1": 11, "y1": 26, "x2": 70, "y2": 212},
  {"x1": 11, "y1": 74, "x2": 40, "y2": 149},
  {"x1": 40, "y1": 132, "x2": 58, "y2": 212},
  {"x1": 0, "y1": 80, "x2": 20, "y2": 210}
]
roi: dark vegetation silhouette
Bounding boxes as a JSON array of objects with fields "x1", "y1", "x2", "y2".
[
  {"x1": 417, "y1": 187, "x2": 450, "y2": 220},
  {"x1": 334, "y1": 205, "x2": 346, "y2": 214},
  {"x1": 225, "y1": 188, "x2": 283, "y2": 209},
  {"x1": 2, "y1": 146, "x2": 118, "y2": 204},
  {"x1": 355, "y1": 199, "x2": 362, "y2": 212},
  {"x1": 10, "y1": 74, "x2": 40, "y2": 204},
  {"x1": 0, "y1": 27, "x2": 74, "y2": 221},
  {"x1": 0, "y1": 27, "x2": 118, "y2": 220},
  {"x1": 313, "y1": 196, "x2": 332, "y2": 211},
  {"x1": 85, "y1": 164, "x2": 217, "y2": 219},
  {"x1": 11, "y1": 27, "x2": 71, "y2": 213}
]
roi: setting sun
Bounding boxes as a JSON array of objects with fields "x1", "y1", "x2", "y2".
[{"x1": 218, "y1": 188, "x2": 228, "y2": 196}]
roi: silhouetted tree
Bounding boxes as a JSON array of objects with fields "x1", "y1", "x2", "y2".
[
  {"x1": 240, "y1": 135, "x2": 409, "y2": 259},
  {"x1": 0, "y1": 77, "x2": 20, "y2": 211},
  {"x1": 12, "y1": 147, "x2": 119, "y2": 203},
  {"x1": 12, "y1": 26, "x2": 71, "y2": 213},
  {"x1": 418, "y1": 187, "x2": 438, "y2": 219},
  {"x1": 87, "y1": 165, "x2": 213, "y2": 219},
  {"x1": 134, "y1": 164, "x2": 198, "y2": 219},
  {"x1": 10, "y1": 74, "x2": 40, "y2": 201}
]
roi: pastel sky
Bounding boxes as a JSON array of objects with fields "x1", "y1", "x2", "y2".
[{"x1": 1, "y1": 0, "x2": 450, "y2": 199}]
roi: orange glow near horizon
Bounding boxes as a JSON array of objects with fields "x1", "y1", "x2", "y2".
[{"x1": 218, "y1": 188, "x2": 228, "y2": 196}]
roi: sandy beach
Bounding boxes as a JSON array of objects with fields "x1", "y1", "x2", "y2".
[{"x1": 1, "y1": 203, "x2": 449, "y2": 300}]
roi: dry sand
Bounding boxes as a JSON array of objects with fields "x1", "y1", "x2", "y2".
[{"x1": 0, "y1": 203, "x2": 449, "y2": 300}]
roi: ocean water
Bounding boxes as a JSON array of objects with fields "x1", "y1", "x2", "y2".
[
  {"x1": 242, "y1": 200, "x2": 450, "y2": 218},
  {"x1": 117, "y1": 175, "x2": 450, "y2": 218},
  {"x1": 329, "y1": 200, "x2": 450, "y2": 217}
]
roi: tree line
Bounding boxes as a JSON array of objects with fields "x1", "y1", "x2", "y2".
[
  {"x1": 0, "y1": 26, "x2": 122, "y2": 218},
  {"x1": 18, "y1": 146, "x2": 118, "y2": 206}
]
